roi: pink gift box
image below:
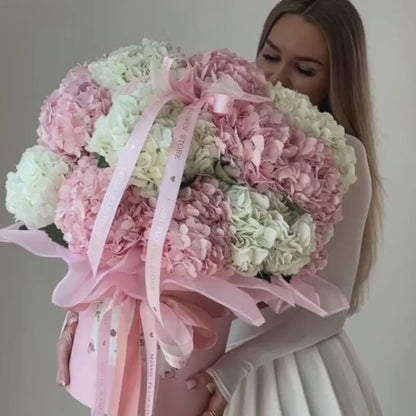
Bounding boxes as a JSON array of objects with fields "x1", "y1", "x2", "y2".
[{"x1": 66, "y1": 303, "x2": 233, "y2": 416}]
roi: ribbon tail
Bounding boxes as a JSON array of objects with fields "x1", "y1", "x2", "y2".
[
  {"x1": 145, "y1": 100, "x2": 205, "y2": 323},
  {"x1": 110, "y1": 299, "x2": 142, "y2": 416},
  {"x1": 87, "y1": 91, "x2": 179, "y2": 278},
  {"x1": 92, "y1": 309, "x2": 112, "y2": 416},
  {"x1": 140, "y1": 302, "x2": 159, "y2": 416},
  {"x1": 108, "y1": 300, "x2": 130, "y2": 416}
]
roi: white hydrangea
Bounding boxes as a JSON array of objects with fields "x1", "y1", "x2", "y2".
[
  {"x1": 5, "y1": 145, "x2": 70, "y2": 229},
  {"x1": 88, "y1": 39, "x2": 177, "y2": 93},
  {"x1": 86, "y1": 80, "x2": 219, "y2": 197},
  {"x1": 182, "y1": 111, "x2": 220, "y2": 182},
  {"x1": 268, "y1": 83, "x2": 357, "y2": 191},
  {"x1": 226, "y1": 185, "x2": 316, "y2": 276}
]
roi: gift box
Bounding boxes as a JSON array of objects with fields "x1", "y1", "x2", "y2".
[{"x1": 67, "y1": 296, "x2": 233, "y2": 415}]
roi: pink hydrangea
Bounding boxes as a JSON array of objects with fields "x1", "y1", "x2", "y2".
[
  {"x1": 298, "y1": 248, "x2": 328, "y2": 279},
  {"x1": 213, "y1": 101, "x2": 344, "y2": 226},
  {"x1": 37, "y1": 65, "x2": 112, "y2": 158},
  {"x1": 55, "y1": 156, "x2": 150, "y2": 264},
  {"x1": 140, "y1": 176, "x2": 233, "y2": 279},
  {"x1": 190, "y1": 49, "x2": 268, "y2": 96},
  {"x1": 296, "y1": 223, "x2": 329, "y2": 279}
]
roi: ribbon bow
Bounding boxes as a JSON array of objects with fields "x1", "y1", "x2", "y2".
[{"x1": 87, "y1": 54, "x2": 271, "y2": 324}]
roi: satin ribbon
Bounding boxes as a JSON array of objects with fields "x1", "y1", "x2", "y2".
[{"x1": 87, "y1": 54, "x2": 271, "y2": 326}]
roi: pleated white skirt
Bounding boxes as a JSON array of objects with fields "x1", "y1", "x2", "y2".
[{"x1": 224, "y1": 330, "x2": 383, "y2": 416}]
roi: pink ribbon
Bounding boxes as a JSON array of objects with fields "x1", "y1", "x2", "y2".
[
  {"x1": 87, "y1": 89, "x2": 179, "y2": 281},
  {"x1": 144, "y1": 99, "x2": 205, "y2": 323},
  {"x1": 87, "y1": 55, "x2": 271, "y2": 326},
  {"x1": 108, "y1": 295, "x2": 142, "y2": 416},
  {"x1": 93, "y1": 304, "x2": 112, "y2": 416}
]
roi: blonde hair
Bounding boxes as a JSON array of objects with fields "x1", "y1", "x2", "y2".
[{"x1": 257, "y1": 0, "x2": 383, "y2": 315}]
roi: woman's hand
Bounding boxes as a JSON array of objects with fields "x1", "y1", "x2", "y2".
[
  {"x1": 56, "y1": 311, "x2": 78, "y2": 387},
  {"x1": 186, "y1": 371, "x2": 227, "y2": 416}
]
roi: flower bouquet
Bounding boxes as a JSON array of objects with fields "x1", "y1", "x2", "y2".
[{"x1": 0, "y1": 39, "x2": 357, "y2": 416}]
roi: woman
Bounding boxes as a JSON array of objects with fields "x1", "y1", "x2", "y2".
[{"x1": 57, "y1": 0, "x2": 384, "y2": 415}]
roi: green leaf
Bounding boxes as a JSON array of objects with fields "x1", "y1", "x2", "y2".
[
  {"x1": 214, "y1": 161, "x2": 238, "y2": 184},
  {"x1": 282, "y1": 196, "x2": 302, "y2": 215},
  {"x1": 255, "y1": 272, "x2": 292, "y2": 284},
  {"x1": 255, "y1": 271, "x2": 272, "y2": 283},
  {"x1": 97, "y1": 155, "x2": 110, "y2": 168},
  {"x1": 282, "y1": 274, "x2": 292, "y2": 283},
  {"x1": 18, "y1": 223, "x2": 68, "y2": 247},
  {"x1": 40, "y1": 224, "x2": 68, "y2": 247}
]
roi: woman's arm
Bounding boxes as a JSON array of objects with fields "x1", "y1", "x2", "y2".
[{"x1": 206, "y1": 135, "x2": 372, "y2": 401}]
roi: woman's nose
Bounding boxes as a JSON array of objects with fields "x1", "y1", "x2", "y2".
[{"x1": 269, "y1": 67, "x2": 291, "y2": 88}]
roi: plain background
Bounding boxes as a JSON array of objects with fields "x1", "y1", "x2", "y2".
[{"x1": 0, "y1": 0, "x2": 414, "y2": 415}]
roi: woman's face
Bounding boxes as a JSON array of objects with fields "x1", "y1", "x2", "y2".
[{"x1": 256, "y1": 13, "x2": 330, "y2": 106}]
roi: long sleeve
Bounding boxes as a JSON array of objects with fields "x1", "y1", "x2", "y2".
[{"x1": 206, "y1": 135, "x2": 372, "y2": 401}]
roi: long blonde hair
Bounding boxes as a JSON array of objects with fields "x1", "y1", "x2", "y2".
[{"x1": 257, "y1": 0, "x2": 383, "y2": 315}]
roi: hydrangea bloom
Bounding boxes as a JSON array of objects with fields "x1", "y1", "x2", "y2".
[
  {"x1": 88, "y1": 39, "x2": 176, "y2": 93},
  {"x1": 190, "y1": 49, "x2": 268, "y2": 96},
  {"x1": 225, "y1": 185, "x2": 316, "y2": 276},
  {"x1": 140, "y1": 176, "x2": 233, "y2": 278},
  {"x1": 37, "y1": 65, "x2": 112, "y2": 158},
  {"x1": 6, "y1": 145, "x2": 70, "y2": 229},
  {"x1": 55, "y1": 156, "x2": 150, "y2": 265},
  {"x1": 268, "y1": 83, "x2": 357, "y2": 191}
]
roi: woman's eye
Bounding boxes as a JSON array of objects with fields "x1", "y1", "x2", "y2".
[
  {"x1": 263, "y1": 54, "x2": 280, "y2": 62},
  {"x1": 297, "y1": 66, "x2": 315, "y2": 77}
]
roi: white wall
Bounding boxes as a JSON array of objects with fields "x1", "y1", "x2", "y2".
[{"x1": 0, "y1": 0, "x2": 414, "y2": 415}]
